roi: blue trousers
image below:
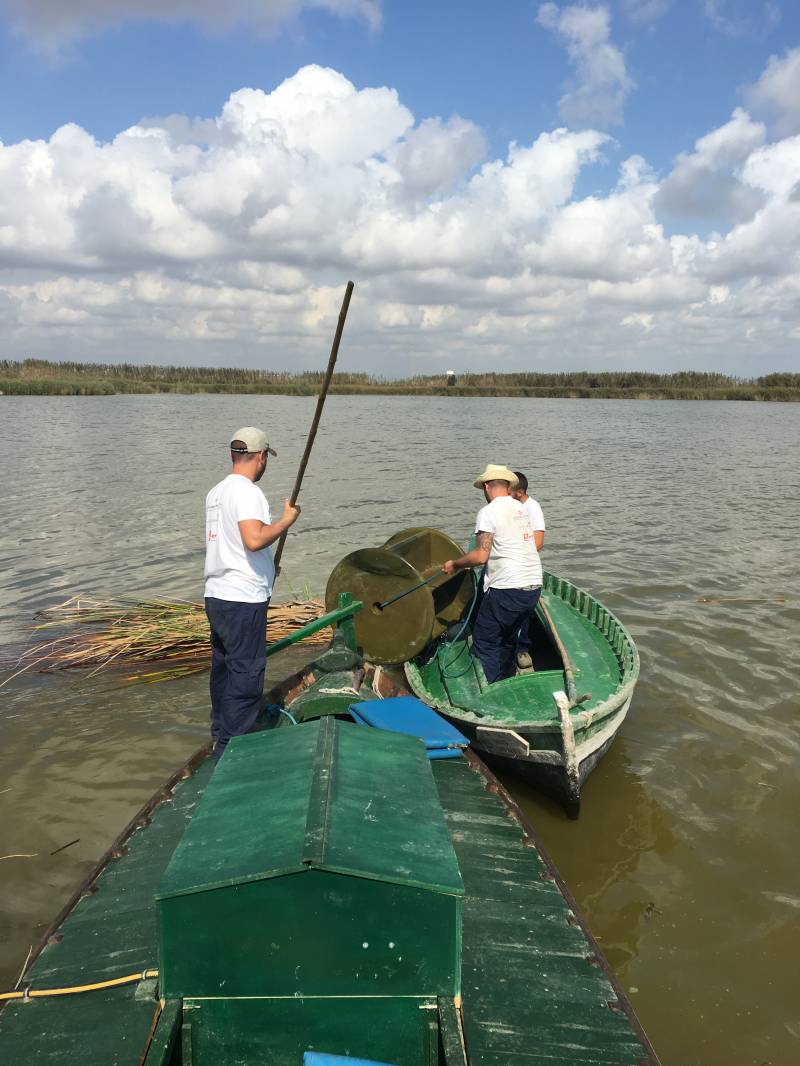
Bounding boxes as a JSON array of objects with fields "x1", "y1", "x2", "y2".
[
  {"x1": 472, "y1": 586, "x2": 541, "y2": 684},
  {"x1": 205, "y1": 597, "x2": 268, "y2": 759}
]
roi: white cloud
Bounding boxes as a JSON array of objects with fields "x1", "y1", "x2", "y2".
[
  {"x1": 743, "y1": 48, "x2": 800, "y2": 137},
  {"x1": 741, "y1": 134, "x2": 800, "y2": 200},
  {"x1": 529, "y1": 161, "x2": 666, "y2": 282},
  {"x1": 537, "y1": 3, "x2": 634, "y2": 128},
  {"x1": 2, "y1": 62, "x2": 800, "y2": 374},
  {"x1": 621, "y1": 312, "x2": 655, "y2": 332},
  {"x1": 655, "y1": 108, "x2": 767, "y2": 225},
  {"x1": 384, "y1": 117, "x2": 487, "y2": 200},
  {"x1": 703, "y1": 0, "x2": 780, "y2": 37},
  {"x1": 0, "y1": 0, "x2": 381, "y2": 51},
  {"x1": 620, "y1": 0, "x2": 671, "y2": 26}
]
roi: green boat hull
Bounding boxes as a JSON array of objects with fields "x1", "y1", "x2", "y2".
[
  {"x1": 0, "y1": 626, "x2": 655, "y2": 1064},
  {"x1": 400, "y1": 571, "x2": 640, "y2": 817}
]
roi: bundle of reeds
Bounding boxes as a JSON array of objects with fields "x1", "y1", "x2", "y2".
[{"x1": 1, "y1": 595, "x2": 327, "y2": 685}]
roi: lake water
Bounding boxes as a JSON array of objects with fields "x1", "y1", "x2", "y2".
[{"x1": 1, "y1": 394, "x2": 798, "y2": 1065}]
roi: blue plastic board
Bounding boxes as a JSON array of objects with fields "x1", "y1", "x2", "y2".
[
  {"x1": 305, "y1": 1056, "x2": 397, "y2": 1066},
  {"x1": 349, "y1": 696, "x2": 469, "y2": 757}
]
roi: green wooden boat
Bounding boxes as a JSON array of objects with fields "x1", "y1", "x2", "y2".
[
  {"x1": 399, "y1": 570, "x2": 640, "y2": 818},
  {"x1": 325, "y1": 528, "x2": 640, "y2": 818},
  {"x1": 0, "y1": 600, "x2": 657, "y2": 1065}
]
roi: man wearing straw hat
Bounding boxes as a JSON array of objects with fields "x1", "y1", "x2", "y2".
[
  {"x1": 204, "y1": 427, "x2": 301, "y2": 759},
  {"x1": 442, "y1": 464, "x2": 542, "y2": 684}
]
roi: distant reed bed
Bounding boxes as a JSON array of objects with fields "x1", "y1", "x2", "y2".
[{"x1": 1, "y1": 359, "x2": 798, "y2": 400}]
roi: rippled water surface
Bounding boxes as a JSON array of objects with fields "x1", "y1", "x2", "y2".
[{"x1": 1, "y1": 394, "x2": 798, "y2": 1065}]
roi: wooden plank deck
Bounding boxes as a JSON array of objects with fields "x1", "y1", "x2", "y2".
[
  {"x1": 0, "y1": 760, "x2": 214, "y2": 1065},
  {"x1": 433, "y1": 755, "x2": 658, "y2": 1065},
  {"x1": 0, "y1": 744, "x2": 658, "y2": 1065}
]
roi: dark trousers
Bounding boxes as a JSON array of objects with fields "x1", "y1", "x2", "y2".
[
  {"x1": 472, "y1": 586, "x2": 541, "y2": 684},
  {"x1": 205, "y1": 597, "x2": 268, "y2": 759},
  {"x1": 517, "y1": 613, "x2": 533, "y2": 654}
]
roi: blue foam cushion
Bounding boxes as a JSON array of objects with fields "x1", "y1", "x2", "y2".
[{"x1": 349, "y1": 696, "x2": 468, "y2": 755}]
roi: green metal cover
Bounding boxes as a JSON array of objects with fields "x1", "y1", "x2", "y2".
[
  {"x1": 156, "y1": 718, "x2": 463, "y2": 1000},
  {"x1": 157, "y1": 718, "x2": 463, "y2": 897}
]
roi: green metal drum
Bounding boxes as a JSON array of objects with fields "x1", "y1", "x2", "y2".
[{"x1": 325, "y1": 527, "x2": 474, "y2": 664}]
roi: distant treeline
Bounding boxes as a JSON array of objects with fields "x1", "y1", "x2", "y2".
[{"x1": 1, "y1": 359, "x2": 799, "y2": 401}]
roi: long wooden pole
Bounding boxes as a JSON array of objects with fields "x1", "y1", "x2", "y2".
[{"x1": 272, "y1": 280, "x2": 355, "y2": 574}]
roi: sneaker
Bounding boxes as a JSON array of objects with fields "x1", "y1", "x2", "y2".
[{"x1": 516, "y1": 651, "x2": 533, "y2": 670}]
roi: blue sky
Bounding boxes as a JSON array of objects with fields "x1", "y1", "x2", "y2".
[{"x1": 1, "y1": 1, "x2": 800, "y2": 375}]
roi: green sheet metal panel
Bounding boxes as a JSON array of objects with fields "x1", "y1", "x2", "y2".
[
  {"x1": 159, "y1": 867, "x2": 461, "y2": 999},
  {"x1": 179, "y1": 996, "x2": 439, "y2": 1066},
  {"x1": 157, "y1": 723, "x2": 317, "y2": 895},
  {"x1": 156, "y1": 718, "x2": 463, "y2": 1000}
]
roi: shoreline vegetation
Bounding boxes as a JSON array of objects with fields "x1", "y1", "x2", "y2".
[{"x1": 1, "y1": 359, "x2": 799, "y2": 401}]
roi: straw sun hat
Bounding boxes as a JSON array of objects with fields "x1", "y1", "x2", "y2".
[{"x1": 473, "y1": 464, "x2": 518, "y2": 489}]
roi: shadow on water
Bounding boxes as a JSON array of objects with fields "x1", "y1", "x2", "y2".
[{"x1": 506, "y1": 737, "x2": 677, "y2": 976}]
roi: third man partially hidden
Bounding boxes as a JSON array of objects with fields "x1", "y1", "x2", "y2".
[{"x1": 510, "y1": 470, "x2": 545, "y2": 670}]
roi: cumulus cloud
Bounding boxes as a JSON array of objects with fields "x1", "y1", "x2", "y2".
[
  {"x1": 384, "y1": 117, "x2": 487, "y2": 200},
  {"x1": 0, "y1": 0, "x2": 380, "y2": 51},
  {"x1": 743, "y1": 48, "x2": 800, "y2": 137},
  {"x1": 655, "y1": 108, "x2": 767, "y2": 225},
  {"x1": 2, "y1": 62, "x2": 800, "y2": 373},
  {"x1": 537, "y1": 3, "x2": 633, "y2": 128}
]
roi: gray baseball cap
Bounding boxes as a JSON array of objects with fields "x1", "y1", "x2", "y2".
[{"x1": 230, "y1": 427, "x2": 277, "y2": 455}]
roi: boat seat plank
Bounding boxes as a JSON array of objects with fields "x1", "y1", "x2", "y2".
[{"x1": 537, "y1": 594, "x2": 621, "y2": 700}]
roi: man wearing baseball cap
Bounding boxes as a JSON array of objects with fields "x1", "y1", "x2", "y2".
[
  {"x1": 204, "y1": 427, "x2": 301, "y2": 759},
  {"x1": 442, "y1": 464, "x2": 542, "y2": 684}
]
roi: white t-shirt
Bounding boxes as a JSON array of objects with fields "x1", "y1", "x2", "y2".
[
  {"x1": 204, "y1": 474, "x2": 275, "y2": 603},
  {"x1": 475, "y1": 495, "x2": 543, "y2": 590},
  {"x1": 522, "y1": 496, "x2": 546, "y2": 532}
]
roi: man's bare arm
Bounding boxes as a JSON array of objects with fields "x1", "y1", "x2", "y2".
[
  {"x1": 442, "y1": 531, "x2": 493, "y2": 575},
  {"x1": 239, "y1": 499, "x2": 301, "y2": 552},
  {"x1": 535, "y1": 531, "x2": 544, "y2": 552}
]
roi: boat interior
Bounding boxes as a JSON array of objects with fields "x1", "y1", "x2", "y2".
[{"x1": 411, "y1": 592, "x2": 622, "y2": 724}]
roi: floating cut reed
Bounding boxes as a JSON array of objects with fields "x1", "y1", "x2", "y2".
[{"x1": 1, "y1": 595, "x2": 327, "y2": 685}]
